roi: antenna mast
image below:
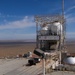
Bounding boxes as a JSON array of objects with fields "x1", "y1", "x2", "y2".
[{"x1": 62, "y1": 0, "x2": 64, "y2": 17}]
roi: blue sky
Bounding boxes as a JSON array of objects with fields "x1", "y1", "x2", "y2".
[{"x1": 0, "y1": 0, "x2": 75, "y2": 40}]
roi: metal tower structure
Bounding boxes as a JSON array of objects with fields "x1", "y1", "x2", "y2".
[
  {"x1": 34, "y1": 14, "x2": 65, "y2": 51},
  {"x1": 34, "y1": 0, "x2": 66, "y2": 74}
]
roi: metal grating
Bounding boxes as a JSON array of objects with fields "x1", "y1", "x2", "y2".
[{"x1": 35, "y1": 15, "x2": 65, "y2": 26}]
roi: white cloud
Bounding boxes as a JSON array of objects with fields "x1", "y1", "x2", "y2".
[
  {"x1": 65, "y1": 5, "x2": 75, "y2": 14},
  {"x1": 0, "y1": 14, "x2": 24, "y2": 18},
  {"x1": 0, "y1": 33, "x2": 36, "y2": 40},
  {"x1": 66, "y1": 32, "x2": 75, "y2": 35},
  {"x1": 65, "y1": 5, "x2": 75, "y2": 24},
  {"x1": 66, "y1": 32, "x2": 75, "y2": 39},
  {"x1": 65, "y1": 14, "x2": 72, "y2": 19},
  {"x1": 13, "y1": 33, "x2": 36, "y2": 39},
  {"x1": 66, "y1": 17, "x2": 75, "y2": 23},
  {"x1": 65, "y1": 13, "x2": 75, "y2": 24},
  {"x1": 0, "y1": 16, "x2": 36, "y2": 40},
  {"x1": 0, "y1": 16, "x2": 35, "y2": 29},
  {"x1": 6, "y1": 15, "x2": 23, "y2": 18}
]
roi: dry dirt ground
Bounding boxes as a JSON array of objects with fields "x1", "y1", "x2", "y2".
[
  {"x1": 66, "y1": 43, "x2": 75, "y2": 53},
  {"x1": 0, "y1": 42, "x2": 75, "y2": 57},
  {"x1": 0, "y1": 43, "x2": 36, "y2": 57},
  {"x1": 0, "y1": 58, "x2": 42, "y2": 75}
]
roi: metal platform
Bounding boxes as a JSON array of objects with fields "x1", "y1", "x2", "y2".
[
  {"x1": 0, "y1": 58, "x2": 42, "y2": 75},
  {"x1": 35, "y1": 15, "x2": 65, "y2": 25},
  {"x1": 38, "y1": 35, "x2": 59, "y2": 40}
]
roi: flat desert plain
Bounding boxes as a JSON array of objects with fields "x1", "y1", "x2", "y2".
[
  {"x1": 0, "y1": 43, "x2": 36, "y2": 57},
  {"x1": 0, "y1": 42, "x2": 75, "y2": 57}
]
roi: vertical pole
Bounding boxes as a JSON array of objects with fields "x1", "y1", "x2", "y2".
[
  {"x1": 36, "y1": 22, "x2": 38, "y2": 48},
  {"x1": 43, "y1": 57, "x2": 45, "y2": 75},
  {"x1": 62, "y1": 0, "x2": 66, "y2": 50},
  {"x1": 59, "y1": 32, "x2": 62, "y2": 69},
  {"x1": 62, "y1": 0, "x2": 64, "y2": 17},
  {"x1": 59, "y1": 51, "x2": 61, "y2": 65},
  {"x1": 59, "y1": 0, "x2": 65, "y2": 68},
  {"x1": 59, "y1": 26, "x2": 61, "y2": 65},
  {"x1": 62, "y1": 0, "x2": 65, "y2": 46}
]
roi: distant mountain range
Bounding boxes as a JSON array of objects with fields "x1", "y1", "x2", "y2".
[
  {"x1": 0, "y1": 39, "x2": 75, "y2": 43},
  {"x1": 0, "y1": 39, "x2": 36, "y2": 42}
]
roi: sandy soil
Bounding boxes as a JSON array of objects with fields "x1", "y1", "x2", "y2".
[
  {"x1": 0, "y1": 42, "x2": 75, "y2": 57},
  {"x1": 0, "y1": 43, "x2": 36, "y2": 57},
  {"x1": 66, "y1": 43, "x2": 75, "y2": 53}
]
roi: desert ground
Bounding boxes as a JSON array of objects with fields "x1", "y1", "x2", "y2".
[
  {"x1": 0, "y1": 42, "x2": 75, "y2": 75},
  {"x1": 0, "y1": 42, "x2": 75, "y2": 57},
  {"x1": 0, "y1": 43, "x2": 36, "y2": 57},
  {"x1": 66, "y1": 43, "x2": 75, "y2": 53}
]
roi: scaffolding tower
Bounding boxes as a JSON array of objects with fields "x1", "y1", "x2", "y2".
[{"x1": 34, "y1": 14, "x2": 65, "y2": 52}]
